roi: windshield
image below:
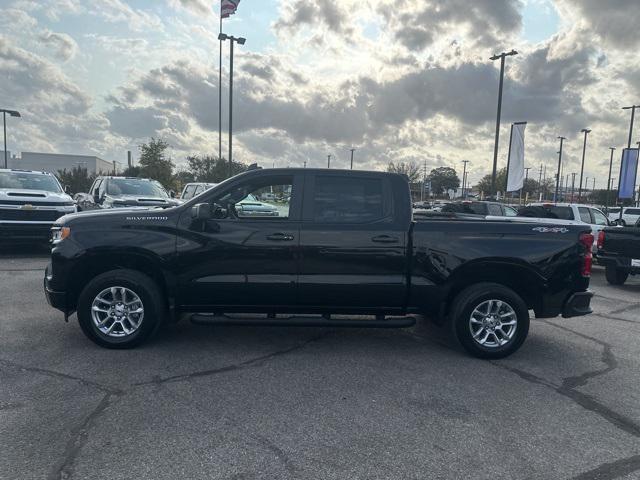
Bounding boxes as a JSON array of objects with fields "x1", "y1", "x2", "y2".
[
  {"x1": 106, "y1": 178, "x2": 168, "y2": 197},
  {"x1": 0, "y1": 172, "x2": 62, "y2": 192}
]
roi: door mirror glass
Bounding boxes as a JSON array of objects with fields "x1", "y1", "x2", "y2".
[{"x1": 191, "y1": 203, "x2": 212, "y2": 220}]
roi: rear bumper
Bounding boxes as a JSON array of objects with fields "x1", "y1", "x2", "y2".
[
  {"x1": 598, "y1": 253, "x2": 640, "y2": 274},
  {"x1": 562, "y1": 290, "x2": 593, "y2": 318}
]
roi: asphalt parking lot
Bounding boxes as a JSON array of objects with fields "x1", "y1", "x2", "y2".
[{"x1": 1, "y1": 247, "x2": 639, "y2": 480}]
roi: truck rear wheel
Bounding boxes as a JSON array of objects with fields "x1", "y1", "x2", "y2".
[
  {"x1": 77, "y1": 269, "x2": 165, "y2": 349},
  {"x1": 450, "y1": 283, "x2": 529, "y2": 359},
  {"x1": 605, "y1": 266, "x2": 628, "y2": 285}
]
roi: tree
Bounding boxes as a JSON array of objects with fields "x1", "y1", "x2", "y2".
[
  {"x1": 57, "y1": 166, "x2": 96, "y2": 195},
  {"x1": 122, "y1": 165, "x2": 142, "y2": 177},
  {"x1": 476, "y1": 168, "x2": 506, "y2": 197},
  {"x1": 428, "y1": 166, "x2": 460, "y2": 196},
  {"x1": 185, "y1": 155, "x2": 247, "y2": 183},
  {"x1": 138, "y1": 138, "x2": 174, "y2": 188},
  {"x1": 387, "y1": 161, "x2": 421, "y2": 183}
]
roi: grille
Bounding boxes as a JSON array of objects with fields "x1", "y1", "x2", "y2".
[{"x1": 0, "y1": 209, "x2": 65, "y2": 221}]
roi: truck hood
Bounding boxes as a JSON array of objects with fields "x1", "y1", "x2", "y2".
[
  {"x1": 0, "y1": 188, "x2": 73, "y2": 204},
  {"x1": 56, "y1": 205, "x2": 178, "y2": 225}
]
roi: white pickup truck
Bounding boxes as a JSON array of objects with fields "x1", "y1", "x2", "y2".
[{"x1": 487, "y1": 203, "x2": 611, "y2": 254}]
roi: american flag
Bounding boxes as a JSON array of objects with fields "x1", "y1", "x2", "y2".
[{"x1": 221, "y1": 0, "x2": 240, "y2": 19}]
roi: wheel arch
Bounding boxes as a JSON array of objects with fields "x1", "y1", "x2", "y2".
[
  {"x1": 67, "y1": 249, "x2": 173, "y2": 312},
  {"x1": 444, "y1": 261, "x2": 546, "y2": 318}
]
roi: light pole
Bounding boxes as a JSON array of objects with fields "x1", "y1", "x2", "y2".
[
  {"x1": 461, "y1": 160, "x2": 469, "y2": 199},
  {"x1": 327, "y1": 154, "x2": 331, "y2": 168},
  {"x1": 554, "y1": 136, "x2": 566, "y2": 203},
  {"x1": 578, "y1": 128, "x2": 591, "y2": 202},
  {"x1": 349, "y1": 148, "x2": 355, "y2": 170},
  {"x1": 1, "y1": 109, "x2": 21, "y2": 169},
  {"x1": 622, "y1": 105, "x2": 640, "y2": 148},
  {"x1": 489, "y1": 49, "x2": 518, "y2": 197},
  {"x1": 218, "y1": 33, "x2": 246, "y2": 178},
  {"x1": 570, "y1": 172, "x2": 576, "y2": 202}
]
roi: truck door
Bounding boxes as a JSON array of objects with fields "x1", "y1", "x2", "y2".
[
  {"x1": 175, "y1": 173, "x2": 302, "y2": 309},
  {"x1": 297, "y1": 173, "x2": 407, "y2": 310}
]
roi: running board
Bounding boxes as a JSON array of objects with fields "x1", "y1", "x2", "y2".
[{"x1": 190, "y1": 314, "x2": 416, "y2": 329}]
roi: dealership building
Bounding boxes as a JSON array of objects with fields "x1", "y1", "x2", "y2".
[{"x1": 7, "y1": 152, "x2": 121, "y2": 175}]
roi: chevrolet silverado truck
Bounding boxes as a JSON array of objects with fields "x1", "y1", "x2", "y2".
[
  {"x1": 597, "y1": 218, "x2": 640, "y2": 285},
  {"x1": 45, "y1": 168, "x2": 594, "y2": 358},
  {"x1": 0, "y1": 169, "x2": 76, "y2": 243}
]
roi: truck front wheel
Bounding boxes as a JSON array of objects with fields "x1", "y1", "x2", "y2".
[
  {"x1": 450, "y1": 283, "x2": 529, "y2": 359},
  {"x1": 605, "y1": 266, "x2": 628, "y2": 285},
  {"x1": 77, "y1": 269, "x2": 166, "y2": 349}
]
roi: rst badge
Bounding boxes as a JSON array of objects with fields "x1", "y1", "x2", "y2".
[{"x1": 532, "y1": 226, "x2": 569, "y2": 233}]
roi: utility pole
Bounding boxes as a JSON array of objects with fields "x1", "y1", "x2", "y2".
[
  {"x1": 461, "y1": 160, "x2": 469, "y2": 199},
  {"x1": 349, "y1": 148, "x2": 355, "y2": 170},
  {"x1": 218, "y1": 16, "x2": 223, "y2": 163},
  {"x1": 1, "y1": 109, "x2": 21, "y2": 169},
  {"x1": 554, "y1": 136, "x2": 566, "y2": 203},
  {"x1": 327, "y1": 154, "x2": 331, "y2": 168},
  {"x1": 489, "y1": 49, "x2": 518, "y2": 196},
  {"x1": 538, "y1": 164, "x2": 543, "y2": 200},
  {"x1": 520, "y1": 167, "x2": 531, "y2": 205},
  {"x1": 622, "y1": 105, "x2": 640, "y2": 148},
  {"x1": 578, "y1": 128, "x2": 591, "y2": 202},
  {"x1": 218, "y1": 33, "x2": 246, "y2": 178}
]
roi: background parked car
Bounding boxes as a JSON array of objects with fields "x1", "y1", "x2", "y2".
[
  {"x1": 0, "y1": 168, "x2": 76, "y2": 242},
  {"x1": 440, "y1": 201, "x2": 519, "y2": 217},
  {"x1": 75, "y1": 176, "x2": 181, "y2": 211},
  {"x1": 606, "y1": 206, "x2": 640, "y2": 226}
]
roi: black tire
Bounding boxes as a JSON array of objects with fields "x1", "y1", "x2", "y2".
[
  {"x1": 605, "y1": 266, "x2": 628, "y2": 285},
  {"x1": 77, "y1": 269, "x2": 166, "y2": 349},
  {"x1": 450, "y1": 283, "x2": 529, "y2": 359}
]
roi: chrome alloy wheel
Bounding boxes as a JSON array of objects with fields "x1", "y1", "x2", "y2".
[
  {"x1": 469, "y1": 299, "x2": 517, "y2": 348},
  {"x1": 90, "y1": 286, "x2": 144, "y2": 337}
]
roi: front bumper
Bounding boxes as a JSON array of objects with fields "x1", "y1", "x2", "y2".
[
  {"x1": 44, "y1": 263, "x2": 70, "y2": 314},
  {"x1": 0, "y1": 222, "x2": 53, "y2": 242},
  {"x1": 562, "y1": 290, "x2": 593, "y2": 318}
]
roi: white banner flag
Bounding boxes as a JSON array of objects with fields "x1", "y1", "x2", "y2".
[{"x1": 506, "y1": 122, "x2": 526, "y2": 192}]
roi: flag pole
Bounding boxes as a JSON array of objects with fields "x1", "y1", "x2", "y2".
[{"x1": 218, "y1": 9, "x2": 223, "y2": 162}]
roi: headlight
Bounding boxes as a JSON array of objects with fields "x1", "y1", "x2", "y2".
[{"x1": 51, "y1": 226, "x2": 71, "y2": 244}]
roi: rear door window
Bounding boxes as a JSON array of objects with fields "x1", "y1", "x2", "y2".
[
  {"x1": 626, "y1": 208, "x2": 640, "y2": 215},
  {"x1": 578, "y1": 207, "x2": 592, "y2": 223},
  {"x1": 486, "y1": 204, "x2": 502, "y2": 216},
  {"x1": 312, "y1": 176, "x2": 385, "y2": 223}
]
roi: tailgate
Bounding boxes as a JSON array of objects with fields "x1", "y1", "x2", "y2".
[{"x1": 603, "y1": 227, "x2": 640, "y2": 258}]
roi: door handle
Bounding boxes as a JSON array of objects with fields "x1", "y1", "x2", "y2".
[
  {"x1": 266, "y1": 233, "x2": 295, "y2": 241},
  {"x1": 371, "y1": 235, "x2": 399, "y2": 243}
]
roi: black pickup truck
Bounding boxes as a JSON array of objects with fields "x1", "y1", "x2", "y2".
[
  {"x1": 45, "y1": 169, "x2": 594, "y2": 358},
  {"x1": 597, "y1": 219, "x2": 640, "y2": 285}
]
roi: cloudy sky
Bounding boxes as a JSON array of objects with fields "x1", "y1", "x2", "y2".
[{"x1": 1, "y1": 0, "x2": 639, "y2": 187}]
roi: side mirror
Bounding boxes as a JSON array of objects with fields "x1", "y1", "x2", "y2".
[
  {"x1": 93, "y1": 188, "x2": 100, "y2": 203},
  {"x1": 169, "y1": 190, "x2": 176, "y2": 198},
  {"x1": 64, "y1": 185, "x2": 71, "y2": 194},
  {"x1": 191, "y1": 203, "x2": 211, "y2": 220}
]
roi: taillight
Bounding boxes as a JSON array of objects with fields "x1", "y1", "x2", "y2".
[
  {"x1": 580, "y1": 232, "x2": 594, "y2": 277},
  {"x1": 597, "y1": 230, "x2": 605, "y2": 250}
]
